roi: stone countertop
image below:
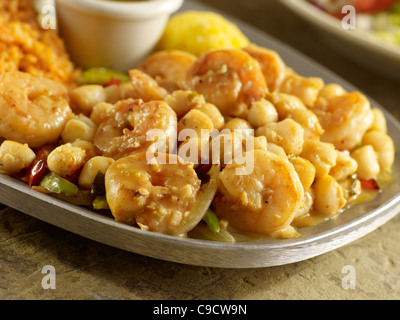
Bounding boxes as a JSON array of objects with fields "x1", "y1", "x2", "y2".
[{"x1": 1, "y1": 0, "x2": 399, "y2": 300}]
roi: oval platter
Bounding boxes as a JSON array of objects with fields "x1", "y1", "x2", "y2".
[{"x1": 0, "y1": 0, "x2": 399, "y2": 268}]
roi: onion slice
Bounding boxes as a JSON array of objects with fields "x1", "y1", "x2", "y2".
[
  {"x1": 172, "y1": 163, "x2": 220, "y2": 236},
  {"x1": 188, "y1": 223, "x2": 236, "y2": 243}
]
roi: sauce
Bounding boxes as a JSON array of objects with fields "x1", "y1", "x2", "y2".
[
  {"x1": 293, "y1": 171, "x2": 395, "y2": 229},
  {"x1": 291, "y1": 212, "x2": 328, "y2": 229}
]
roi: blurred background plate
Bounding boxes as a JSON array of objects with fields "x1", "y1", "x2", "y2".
[{"x1": 280, "y1": 0, "x2": 400, "y2": 81}]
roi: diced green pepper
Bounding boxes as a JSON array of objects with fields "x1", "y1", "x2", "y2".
[
  {"x1": 79, "y1": 68, "x2": 130, "y2": 85},
  {"x1": 39, "y1": 172, "x2": 79, "y2": 196},
  {"x1": 203, "y1": 209, "x2": 220, "y2": 233},
  {"x1": 93, "y1": 196, "x2": 110, "y2": 210}
]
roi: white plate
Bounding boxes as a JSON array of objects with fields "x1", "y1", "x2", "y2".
[
  {"x1": 1, "y1": 0, "x2": 399, "y2": 268},
  {"x1": 280, "y1": 0, "x2": 400, "y2": 81}
]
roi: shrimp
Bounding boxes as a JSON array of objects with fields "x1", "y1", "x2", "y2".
[
  {"x1": 105, "y1": 152, "x2": 201, "y2": 235},
  {"x1": 185, "y1": 49, "x2": 268, "y2": 117},
  {"x1": 128, "y1": 69, "x2": 169, "y2": 102},
  {"x1": 242, "y1": 43, "x2": 287, "y2": 93},
  {"x1": 0, "y1": 71, "x2": 72, "y2": 148},
  {"x1": 136, "y1": 50, "x2": 197, "y2": 92},
  {"x1": 213, "y1": 149, "x2": 304, "y2": 236},
  {"x1": 92, "y1": 98, "x2": 177, "y2": 160},
  {"x1": 313, "y1": 91, "x2": 374, "y2": 151}
]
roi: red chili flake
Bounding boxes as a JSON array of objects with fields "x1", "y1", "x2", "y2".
[
  {"x1": 360, "y1": 178, "x2": 380, "y2": 191},
  {"x1": 104, "y1": 77, "x2": 121, "y2": 87}
]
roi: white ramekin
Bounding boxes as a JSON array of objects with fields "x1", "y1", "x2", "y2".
[{"x1": 54, "y1": 0, "x2": 183, "y2": 72}]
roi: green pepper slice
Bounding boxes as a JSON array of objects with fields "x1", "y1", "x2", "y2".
[
  {"x1": 79, "y1": 68, "x2": 130, "y2": 86},
  {"x1": 39, "y1": 172, "x2": 79, "y2": 196},
  {"x1": 203, "y1": 209, "x2": 221, "y2": 233}
]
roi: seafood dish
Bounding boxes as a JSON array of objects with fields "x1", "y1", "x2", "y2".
[{"x1": 0, "y1": 1, "x2": 396, "y2": 244}]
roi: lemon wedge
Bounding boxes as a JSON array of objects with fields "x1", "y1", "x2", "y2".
[{"x1": 156, "y1": 10, "x2": 250, "y2": 56}]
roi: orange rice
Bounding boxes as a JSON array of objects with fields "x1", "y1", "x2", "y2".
[{"x1": 0, "y1": 0, "x2": 79, "y2": 85}]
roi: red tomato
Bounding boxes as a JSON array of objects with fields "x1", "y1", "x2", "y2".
[
  {"x1": 104, "y1": 77, "x2": 122, "y2": 87},
  {"x1": 25, "y1": 145, "x2": 53, "y2": 186},
  {"x1": 360, "y1": 178, "x2": 380, "y2": 191},
  {"x1": 352, "y1": 0, "x2": 397, "y2": 12}
]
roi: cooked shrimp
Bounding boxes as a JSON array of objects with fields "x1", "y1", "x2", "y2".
[
  {"x1": 128, "y1": 69, "x2": 169, "y2": 102},
  {"x1": 313, "y1": 92, "x2": 374, "y2": 151},
  {"x1": 213, "y1": 149, "x2": 304, "y2": 235},
  {"x1": 136, "y1": 50, "x2": 197, "y2": 92},
  {"x1": 242, "y1": 43, "x2": 286, "y2": 92},
  {"x1": 92, "y1": 98, "x2": 177, "y2": 160},
  {"x1": 0, "y1": 71, "x2": 72, "y2": 148},
  {"x1": 185, "y1": 49, "x2": 268, "y2": 117},
  {"x1": 105, "y1": 152, "x2": 201, "y2": 235}
]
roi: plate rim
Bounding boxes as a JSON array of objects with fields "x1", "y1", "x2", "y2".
[{"x1": 1, "y1": 170, "x2": 399, "y2": 268}]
